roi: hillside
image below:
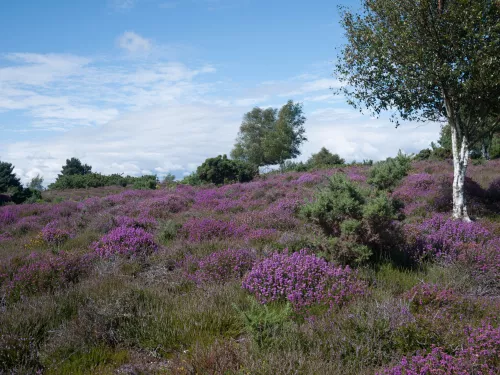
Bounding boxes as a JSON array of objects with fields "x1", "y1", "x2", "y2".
[{"x1": 1, "y1": 160, "x2": 500, "y2": 374}]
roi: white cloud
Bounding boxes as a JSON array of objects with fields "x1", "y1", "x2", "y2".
[
  {"x1": 117, "y1": 31, "x2": 153, "y2": 55},
  {"x1": 0, "y1": 45, "x2": 441, "y2": 184}
]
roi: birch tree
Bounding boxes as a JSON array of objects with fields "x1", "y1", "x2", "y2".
[{"x1": 335, "y1": 0, "x2": 500, "y2": 220}]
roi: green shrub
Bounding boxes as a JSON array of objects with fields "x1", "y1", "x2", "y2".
[
  {"x1": 300, "y1": 173, "x2": 402, "y2": 264},
  {"x1": 132, "y1": 175, "x2": 158, "y2": 190},
  {"x1": 48, "y1": 173, "x2": 157, "y2": 190},
  {"x1": 367, "y1": 151, "x2": 412, "y2": 191},
  {"x1": 157, "y1": 220, "x2": 179, "y2": 245},
  {"x1": 196, "y1": 155, "x2": 258, "y2": 185},
  {"x1": 236, "y1": 297, "x2": 293, "y2": 349},
  {"x1": 307, "y1": 147, "x2": 345, "y2": 169}
]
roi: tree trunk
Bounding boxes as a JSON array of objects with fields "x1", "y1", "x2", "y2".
[
  {"x1": 481, "y1": 141, "x2": 490, "y2": 160},
  {"x1": 450, "y1": 125, "x2": 471, "y2": 221}
]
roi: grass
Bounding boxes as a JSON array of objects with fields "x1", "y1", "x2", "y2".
[{"x1": 1, "y1": 160, "x2": 499, "y2": 374}]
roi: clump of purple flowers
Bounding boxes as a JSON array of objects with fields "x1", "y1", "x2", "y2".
[
  {"x1": 182, "y1": 218, "x2": 248, "y2": 242},
  {"x1": 405, "y1": 213, "x2": 490, "y2": 262},
  {"x1": 183, "y1": 248, "x2": 256, "y2": 284},
  {"x1": 242, "y1": 249, "x2": 366, "y2": 311},
  {"x1": 379, "y1": 323, "x2": 500, "y2": 375},
  {"x1": 404, "y1": 283, "x2": 456, "y2": 311},
  {"x1": 3, "y1": 252, "x2": 95, "y2": 302},
  {"x1": 41, "y1": 222, "x2": 71, "y2": 246},
  {"x1": 91, "y1": 226, "x2": 158, "y2": 258}
]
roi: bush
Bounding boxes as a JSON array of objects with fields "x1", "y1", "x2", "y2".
[
  {"x1": 242, "y1": 250, "x2": 366, "y2": 311},
  {"x1": 487, "y1": 177, "x2": 500, "y2": 201},
  {"x1": 91, "y1": 226, "x2": 158, "y2": 258},
  {"x1": 196, "y1": 155, "x2": 258, "y2": 185},
  {"x1": 367, "y1": 151, "x2": 412, "y2": 190},
  {"x1": 11, "y1": 188, "x2": 42, "y2": 204},
  {"x1": 48, "y1": 173, "x2": 157, "y2": 190},
  {"x1": 307, "y1": 147, "x2": 345, "y2": 168},
  {"x1": 404, "y1": 213, "x2": 491, "y2": 262},
  {"x1": 132, "y1": 175, "x2": 158, "y2": 190},
  {"x1": 300, "y1": 173, "x2": 402, "y2": 264},
  {"x1": 379, "y1": 323, "x2": 500, "y2": 375},
  {"x1": 183, "y1": 248, "x2": 256, "y2": 284}
]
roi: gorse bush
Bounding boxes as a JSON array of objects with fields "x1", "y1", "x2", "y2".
[
  {"x1": 300, "y1": 173, "x2": 402, "y2": 264},
  {"x1": 242, "y1": 250, "x2": 366, "y2": 311},
  {"x1": 367, "y1": 151, "x2": 412, "y2": 191}
]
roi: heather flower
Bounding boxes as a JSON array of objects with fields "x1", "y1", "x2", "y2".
[
  {"x1": 91, "y1": 226, "x2": 158, "y2": 258},
  {"x1": 181, "y1": 218, "x2": 249, "y2": 242},
  {"x1": 379, "y1": 323, "x2": 500, "y2": 375},
  {"x1": 404, "y1": 283, "x2": 456, "y2": 311},
  {"x1": 405, "y1": 213, "x2": 490, "y2": 262},
  {"x1": 242, "y1": 249, "x2": 366, "y2": 311},
  {"x1": 183, "y1": 248, "x2": 256, "y2": 284},
  {"x1": 3, "y1": 252, "x2": 95, "y2": 302},
  {"x1": 41, "y1": 221, "x2": 71, "y2": 246}
]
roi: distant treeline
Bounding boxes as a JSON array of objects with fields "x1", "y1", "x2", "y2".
[{"x1": 48, "y1": 173, "x2": 158, "y2": 190}]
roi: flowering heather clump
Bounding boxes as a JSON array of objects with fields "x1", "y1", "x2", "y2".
[
  {"x1": 91, "y1": 226, "x2": 158, "y2": 258},
  {"x1": 404, "y1": 283, "x2": 456, "y2": 311},
  {"x1": 145, "y1": 195, "x2": 191, "y2": 218},
  {"x1": 379, "y1": 323, "x2": 500, "y2": 375},
  {"x1": 41, "y1": 222, "x2": 71, "y2": 246},
  {"x1": 242, "y1": 250, "x2": 366, "y2": 311},
  {"x1": 184, "y1": 248, "x2": 256, "y2": 284},
  {"x1": 457, "y1": 238, "x2": 500, "y2": 290},
  {"x1": 0, "y1": 206, "x2": 18, "y2": 226},
  {"x1": 293, "y1": 173, "x2": 323, "y2": 185},
  {"x1": 405, "y1": 213, "x2": 490, "y2": 262},
  {"x1": 3, "y1": 252, "x2": 95, "y2": 301},
  {"x1": 114, "y1": 215, "x2": 157, "y2": 231},
  {"x1": 181, "y1": 218, "x2": 248, "y2": 242}
]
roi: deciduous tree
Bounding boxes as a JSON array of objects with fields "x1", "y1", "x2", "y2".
[{"x1": 335, "y1": 0, "x2": 500, "y2": 220}]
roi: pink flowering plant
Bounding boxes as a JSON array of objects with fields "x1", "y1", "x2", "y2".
[
  {"x1": 91, "y1": 225, "x2": 158, "y2": 258},
  {"x1": 182, "y1": 248, "x2": 256, "y2": 284},
  {"x1": 242, "y1": 249, "x2": 366, "y2": 311},
  {"x1": 379, "y1": 323, "x2": 500, "y2": 375}
]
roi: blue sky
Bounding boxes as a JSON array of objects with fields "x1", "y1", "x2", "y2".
[{"x1": 0, "y1": 0, "x2": 440, "y2": 183}]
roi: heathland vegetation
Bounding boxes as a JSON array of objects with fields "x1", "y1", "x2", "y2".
[{"x1": 1, "y1": 0, "x2": 499, "y2": 374}]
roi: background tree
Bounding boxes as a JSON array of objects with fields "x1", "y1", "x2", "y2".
[
  {"x1": 231, "y1": 100, "x2": 307, "y2": 167},
  {"x1": 0, "y1": 161, "x2": 22, "y2": 193},
  {"x1": 28, "y1": 174, "x2": 44, "y2": 191},
  {"x1": 60, "y1": 157, "x2": 92, "y2": 176},
  {"x1": 335, "y1": 0, "x2": 500, "y2": 220},
  {"x1": 307, "y1": 147, "x2": 345, "y2": 168},
  {"x1": 197, "y1": 155, "x2": 258, "y2": 185}
]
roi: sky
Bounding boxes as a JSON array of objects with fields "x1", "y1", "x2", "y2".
[{"x1": 0, "y1": 0, "x2": 441, "y2": 184}]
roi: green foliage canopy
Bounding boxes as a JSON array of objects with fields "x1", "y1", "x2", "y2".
[
  {"x1": 307, "y1": 147, "x2": 345, "y2": 168},
  {"x1": 196, "y1": 155, "x2": 258, "y2": 185},
  {"x1": 231, "y1": 100, "x2": 307, "y2": 167},
  {"x1": 60, "y1": 158, "x2": 92, "y2": 176},
  {"x1": 0, "y1": 161, "x2": 21, "y2": 193}
]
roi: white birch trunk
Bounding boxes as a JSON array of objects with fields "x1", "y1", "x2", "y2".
[{"x1": 450, "y1": 125, "x2": 471, "y2": 221}]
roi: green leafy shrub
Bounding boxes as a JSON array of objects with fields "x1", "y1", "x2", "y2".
[
  {"x1": 307, "y1": 147, "x2": 345, "y2": 169},
  {"x1": 196, "y1": 155, "x2": 258, "y2": 185},
  {"x1": 367, "y1": 151, "x2": 412, "y2": 190},
  {"x1": 132, "y1": 175, "x2": 158, "y2": 190},
  {"x1": 300, "y1": 173, "x2": 402, "y2": 264},
  {"x1": 236, "y1": 297, "x2": 293, "y2": 349},
  {"x1": 157, "y1": 219, "x2": 180, "y2": 245}
]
